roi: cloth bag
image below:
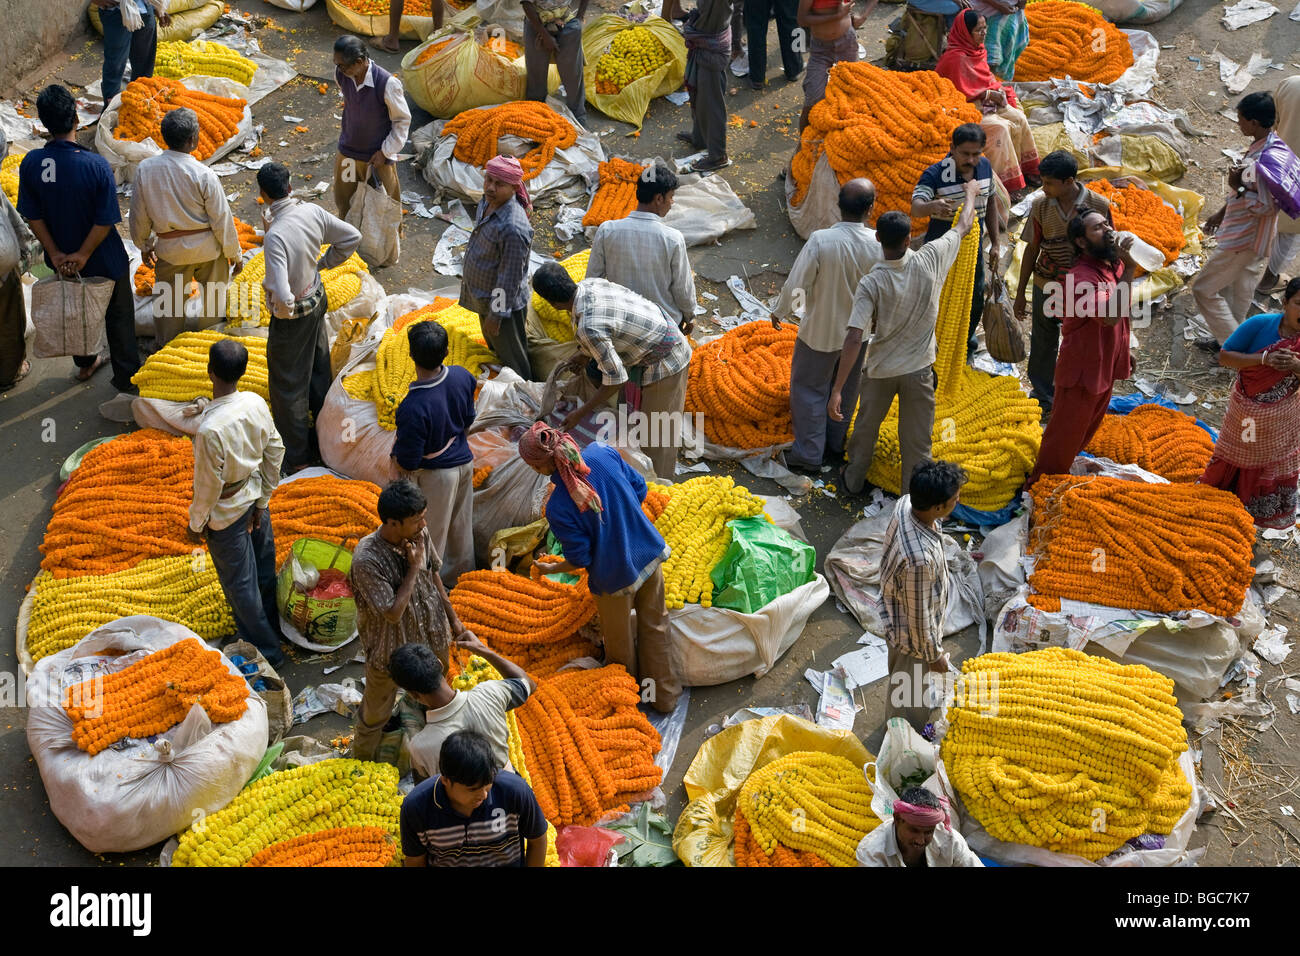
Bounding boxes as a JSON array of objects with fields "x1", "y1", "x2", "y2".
[
  {"x1": 981, "y1": 271, "x2": 1025, "y2": 364},
  {"x1": 30, "y1": 273, "x2": 112, "y2": 358},
  {"x1": 345, "y1": 170, "x2": 403, "y2": 268}
]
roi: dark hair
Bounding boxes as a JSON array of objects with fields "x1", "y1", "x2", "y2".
[
  {"x1": 160, "y1": 108, "x2": 200, "y2": 152},
  {"x1": 875, "y1": 211, "x2": 911, "y2": 249},
  {"x1": 389, "y1": 644, "x2": 445, "y2": 695},
  {"x1": 408, "y1": 321, "x2": 449, "y2": 370},
  {"x1": 440, "y1": 730, "x2": 499, "y2": 788},
  {"x1": 1238, "y1": 91, "x2": 1276, "y2": 128},
  {"x1": 378, "y1": 479, "x2": 426, "y2": 523},
  {"x1": 899, "y1": 786, "x2": 940, "y2": 809},
  {"x1": 257, "y1": 162, "x2": 292, "y2": 201},
  {"x1": 208, "y1": 338, "x2": 249, "y2": 384},
  {"x1": 334, "y1": 34, "x2": 368, "y2": 66},
  {"x1": 961, "y1": 8, "x2": 979, "y2": 32},
  {"x1": 910, "y1": 459, "x2": 967, "y2": 510},
  {"x1": 533, "y1": 261, "x2": 578, "y2": 306},
  {"x1": 1066, "y1": 208, "x2": 1106, "y2": 247},
  {"x1": 1037, "y1": 150, "x2": 1078, "y2": 182},
  {"x1": 1285, "y1": 276, "x2": 1300, "y2": 304},
  {"x1": 952, "y1": 123, "x2": 986, "y2": 149},
  {"x1": 36, "y1": 85, "x2": 77, "y2": 136},
  {"x1": 838, "y1": 180, "x2": 876, "y2": 219},
  {"x1": 635, "y1": 162, "x2": 678, "y2": 204}
]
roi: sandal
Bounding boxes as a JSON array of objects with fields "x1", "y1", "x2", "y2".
[
  {"x1": 0, "y1": 358, "x2": 31, "y2": 391},
  {"x1": 75, "y1": 354, "x2": 107, "y2": 382}
]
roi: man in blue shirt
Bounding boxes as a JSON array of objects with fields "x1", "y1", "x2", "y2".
[
  {"x1": 911, "y1": 123, "x2": 1003, "y2": 361},
  {"x1": 19, "y1": 85, "x2": 140, "y2": 417},
  {"x1": 93, "y1": 0, "x2": 169, "y2": 105},
  {"x1": 391, "y1": 321, "x2": 477, "y2": 587},
  {"x1": 400, "y1": 729, "x2": 548, "y2": 867},
  {"x1": 518, "y1": 422, "x2": 681, "y2": 715}
]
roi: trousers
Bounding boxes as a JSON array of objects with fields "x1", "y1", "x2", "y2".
[
  {"x1": 411, "y1": 461, "x2": 475, "y2": 588},
  {"x1": 744, "y1": 0, "x2": 802, "y2": 83},
  {"x1": 333, "y1": 153, "x2": 401, "y2": 221},
  {"x1": 1028, "y1": 383, "x2": 1112, "y2": 484},
  {"x1": 479, "y1": 306, "x2": 532, "y2": 381},
  {"x1": 352, "y1": 660, "x2": 399, "y2": 761},
  {"x1": 1026, "y1": 282, "x2": 1058, "y2": 410},
  {"x1": 152, "y1": 255, "x2": 230, "y2": 348},
  {"x1": 100, "y1": 6, "x2": 157, "y2": 104},
  {"x1": 524, "y1": 19, "x2": 587, "y2": 125},
  {"x1": 1192, "y1": 246, "x2": 1266, "y2": 345},
  {"x1": 788, "y1": 338, "x2": 863, "y2": 469},
  {"x1": 267, "y1": 290, "x2": 332, "y2": 470},
  {"x1": 844, "y1": 367, "x2": 936, "y2": 495},
  {"x1": 0, "y1": 271, "x2": 26, "y2": 387},
  {"x1": 204, "y1": 505, "x2": 285, "y2": 667},
  {"x1": 592, "y1": 565, "x2": 681, "y2": 714}
]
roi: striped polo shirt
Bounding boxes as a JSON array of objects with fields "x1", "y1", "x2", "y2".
[{"x1": 400, "y1": 772, "x2": 547, "y2": 867}]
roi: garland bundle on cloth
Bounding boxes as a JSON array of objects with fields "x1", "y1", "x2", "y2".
[
  {"x1": 685, "y1": 323, "x2": 797, "y2": 450},
  {"x1": 268, "y1": 475, "x2": 381, "y2": 565},
  {"x1": 1085, "y1": 405, "x2": 1213, "y2": 482},
  {"x1": 442, "y1": 101, "x2": 578, "y2": 181},
  {"x1": 1085, "y1": 179, "x2": 1184, "y2": 267},
  {"x1": 132, "y1": 330, "x2": 270, "y2": 402},
  {"x1": 155, "y1": 39, "x2": 257, "y2": 85},
  {"x1": 1017, "y1": 1, "x2": 1134, "y2": 83},
  {"x1": 583, "y1": 158, "x2": 645, "y2": 228},
  {"x1": 114, "y1": 76, "x2": 247, "y2": 162}
]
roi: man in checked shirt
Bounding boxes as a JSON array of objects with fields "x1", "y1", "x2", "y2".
[{"x1": 879, "y1": 459, "x2": 966, "y2": 732}]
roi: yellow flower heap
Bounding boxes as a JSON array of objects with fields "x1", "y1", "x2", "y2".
[
  {"x1": 594, "y1": 27, "x2": 673, "y2": 94},
  {"x1": 226, "y1": 248, "x2": 370, "y2": 326},
  {"x1": 862, "y1": 216, "x2": 1041, "y2": 511},
  {"x1": 532, "y1": 249, "x2": 590, "y2": 343},
  {"x1": 155, "y1": 40, "x2": 257, "y2": 85},
  {"x1": 133, "y1": 330, "x2": 270, "y2": 402},
  {"x1": 942, "y1": 648, "x2": 1192, "y2": 861},
  {"x1": 1, "y1": 153, "x2": 21, "y2": 205}
]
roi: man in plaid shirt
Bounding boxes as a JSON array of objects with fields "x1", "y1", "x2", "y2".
[
  {"x1": 879, "y1": 459, "x2": 966, "y2": 732},
  {"x1": 532, "y1": 264, "x2": 691, "y2": 481}
]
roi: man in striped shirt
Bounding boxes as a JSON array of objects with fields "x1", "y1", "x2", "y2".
[
  {"x1": 1192, "y1": 91, "x2": 1279, "y2": 351},
  {"x1": 879, "y1": 459, "x2": 966, "y2": 732}
]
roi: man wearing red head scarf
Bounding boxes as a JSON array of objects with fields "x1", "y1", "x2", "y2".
[{"x1": 856, "y1": 787, "x2": 984, "y2": 866}]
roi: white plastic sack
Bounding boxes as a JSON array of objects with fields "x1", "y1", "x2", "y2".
[
  {"x1": 1098, "y1": 0, "x2": 1182, "y2": 22},
  {"x1": 263, "y1": 0, "x2": 318, "y2": 10},
  {"x1": 25, "y1": 616, "x2": 268, "y2": 854},
  {"x1": 583, "y1": 170, "x2": 756, "y2": 247},
  {"x1": 666, "y1": 574, "x2": 829, "y2": 686},
  {"x1": 318, "y1": 357, "x2": 396, "y2": 488},
  {"x1": 862, "y1": 717, "x2": 953, "y2": 823},
  {"x1": 784, "y1": 151, "x2": 842, "y2": 240}
]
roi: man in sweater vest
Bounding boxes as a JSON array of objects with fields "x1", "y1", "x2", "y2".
[{"x1": 332, "y1": 35, "x2": 412, "y2": 220}]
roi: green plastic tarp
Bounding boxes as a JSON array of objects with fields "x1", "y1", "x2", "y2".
[{"x1": 709, "y1": 517, "x2": 815, "y2": 614}]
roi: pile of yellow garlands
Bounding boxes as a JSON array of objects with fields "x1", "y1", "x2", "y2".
[
  {"x1": 1017, "y1": 1, "x2": 1134, "y2": 84},
  {"x1": 442, "y1": 101, "x2": 577, "y2": 181},
  {"x1": 1085, "y1": 405, "x2": 1214, "y2": 482},
  {"x1": 1085, "y1": 179, "x2": 1185, "y2": 268},
  {"x1": 685, "y1": 323, "x2": 796, "y2": 450},
  {"x1": 1025, "y1": 474, "x2": 1255, "y2": 616},
  {"x1": 1, "y1": 153, "x2": 21, "y2": 206},
  {"x1": 413, "y1": 33, "x2": 522, "y2": 65},
  {"x1": 532, "y1": 249, "x2": 589, "y2": 342},
  {"x1": 133, "y1": 330, "x2": 270, "y2": 402},
  {"x1": 226, "y1": 246, "x2": 370, "y2": 326},
  {"x1": 114, "y1": 76, "x2": 247, "y2": 162},
  {"x1": 593, "y1": 26, "x2": 673, "y2": 94},
  {"x1": 790, "y1": 63, "x2": 981, "y2": 235},
  {"x1": 583, "y1": 157, "x2": 645, "y2": 228}
]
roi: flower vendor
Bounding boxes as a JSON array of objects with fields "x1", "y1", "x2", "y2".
[
  {"x1": 257, "y1": 161, "x2": 362, "y2": 472},
  {"x1": 830, "y1": 180, "x2": 980, "y2": 495},
  {"x1": 377, "y1": 0, "x2": 445, "y2": 55},
  {"x1": 400, "y1": 729, "x2": 548, "y2": 867},
  {"x1": 1027, "y1": 210, "x2": 1137, "y2": 484},
  {"x1": 349, "y1": 480, "x2": 474, "y2": 760},
  {"x1": 332, "y1": 35, "x2": 410, "y2": 220},
  {"x1": 794, "y1": 0, "x2": 869, "y2": 134},
  {"x1": 0, "y1": 154, "x2": 35, "y2": 391},
  {"x1": 771, "y1": 178, "x2": 882, "y2": 475},
  {"x1": 390, "y1": 321, "x2": 477, "y2": 587},
  {"x1": 1259, "y1": 76, "x2": 1300, "y2": 298},
  {"x1": 677, "y1": 0, "x2": 734, "y2": 173},
  {"x1": 588, "y1": 162, "x2": 697, "y2": 336},
  {"x1": 874, "y1": 461, "x2": 966, "y2": 734},
  {"x1": 911, "y1": 123, "x2": 1003, "y2": 361},
  {"x1": 187, "y1": 338, "x2": 288, "y2": 669},
  {"x1": 963, "y1": 0, "x2": 1026, "y2": 81},
  {"x1": 389, "y1": 633, "x2": 535, "y2": 781},
  {"x1": 856, "y1": 787, "x2": 983, "y2": 867},
  {"x1": 1199, "y1": 278, "x2": 1300, "y2": 530},
  {"x1": 1192, "y1": 91, "x2": 1279, "y2": 352},
  {"x1": 1014, "y1": 150, "x2": 1112, "y2": 416},
  {"x1": 532, "y1": 264, "x2": 692, "y2": 481},
  {"x1": 94, "y1": 0, "x2": 169, "y2": 105},
  {"x1": 459, "y1": 155, "x2": 535, "y2": 381},
  {"x1": 19, "y1": 84, "x2": 141, "y2": 419},
  {"x1": 129, "y1": 108, "x2": 243, "y2": 349},
  {"x1": 935, "y1": 12, "x2": 1039, "y2": 194},
  {"x1": 520, "y1": 423, "x2": 682, "y2": 715},
  {"x1": 521, "y1": 0, "x2": 589, "y2": 126}
]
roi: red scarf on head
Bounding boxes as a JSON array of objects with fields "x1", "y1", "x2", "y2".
[
  {"x1": 935, "y1": 12, "x2": 1018, "y2": 108},
  {"x1": 484, "y1": 154, "x2": 533, "y2": 213},
  {"x1": 518, "y1": 422, "x2": 603, "y2": 515}
]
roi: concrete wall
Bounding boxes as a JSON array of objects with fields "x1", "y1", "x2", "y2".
[{"x1": 0, "y1": 0, "x2": 90, "y2": 94}]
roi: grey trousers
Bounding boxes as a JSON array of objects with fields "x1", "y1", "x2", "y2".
[
  {"x1": 686, "y1": 50, "x2": 728, "y2": 161},
  {"x1": 843, "y1": 367, "x2": 935, "y2": 494},
  {"x1": 412, "y1": 461, "x2": 475, "y2": 588},
  {"x1": 479, "y1": 306, "x2": 532, "y2": 381},
  {"x1": 205, "y1": 505, "x2": 285, "y2": 667},
  {"x1": 789, "y1": 338, "x2": 863, "y2": 469},
  {"x1": 268, "y1": 292, "x2": 332, "y2": 471},
  {"x1": 524, "y1": 18, "x2": 587, "y2": 125},
  {"x1": 1026, "y1": 282, "x2": 1058, "y2": 410},
  {"x1": 885, "y1": 643, "x2": 936, "y2": 734}
]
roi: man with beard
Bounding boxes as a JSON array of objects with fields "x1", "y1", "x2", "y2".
[{"x1": 1027, "y1": 209, "x2": 1136, "y2": 484}]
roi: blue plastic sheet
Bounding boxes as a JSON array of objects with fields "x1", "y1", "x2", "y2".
[{"x1": 1106, "y1": 393, "x2": 1218, "y2": 441}]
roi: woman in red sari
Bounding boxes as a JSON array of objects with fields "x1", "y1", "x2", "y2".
[
  {"x1": 1200, "y1": 278, "x2": 1300, "y2": 529},
  {"x1": 935, "y1": 10, "x2": 1040, "y2": 192}
]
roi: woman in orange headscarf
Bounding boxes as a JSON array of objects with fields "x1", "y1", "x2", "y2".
[{"x1": 936, "y1": 10, "x2": 1040, "y2": 192}]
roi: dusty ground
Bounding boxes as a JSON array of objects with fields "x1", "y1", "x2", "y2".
[{"x1": 1, "y1": 0, "x2": 1298, "y2": 865}]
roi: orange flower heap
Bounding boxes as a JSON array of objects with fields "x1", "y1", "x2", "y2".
[
  {"x1": 1085, "y1": 405, "x2": 1214, "y2": 482},
  {"x1": 234, "y1": 217, "x2": 262, "y2": 251},
  {"x1": 1026, "y1": 475, "x2": 1255, "y2": 616},
  {"x1": 268, "y1": 475, "x2": 380, "y2": 566},
  {"x1": 790, "y1": 63, "x2": 981, "y2": 234},
  {"x1": 115, "y1": 76, "x2": 247, "y2": 161},
  {"x1": 1018, "y1": 1, "x2": 1134, "y2": 84},
  {"x1": 442, "y1": 101, "x2": 577, "y2": 181},
  {"x1": 64, "y1": 637, "x2": 249, "y2": 755},
  {"x1": 414, "y1": 34, "x2": 522, "y2": 65},
  {"x1": 583, "y1": 158, "x2": 646, "y2": 228},
  {"x1": 1085, "y1": 179, "x2": 1184, "y2": 268},
  {"x1": 686, "y1": 322, "x2": 797, "y2": 449},
  {"x1": 245, "y1": 826, "x2": 399, "y2": 867}
]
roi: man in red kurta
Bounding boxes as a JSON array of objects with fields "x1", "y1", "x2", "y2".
[{"x1": 1028, "y1": 210, "x2": 1136, "y2": 484}]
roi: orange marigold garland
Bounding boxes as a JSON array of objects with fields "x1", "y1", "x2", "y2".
[
  {"x1": 234, "y1": 216, "x2": 262, "y2": 251},
  {"x1": 1085, "y1": 405, "x2": 1214, "y2": 483},
  {"x1": 685, "y1": 322, "x2": 797, "y2": 449},
  {"x1": 1017, "y1": 1, "x2": 1134, "y2": 84},
  {"x1": 413, "y1": 34, "x2": 522, "y2": 66},
  {"x1": 442, "y1": 101, "x2": 577, "y2": 181},
  {"x1": 268, "y1": 475, "x2": 381, "y2": 566},
  {"x1": 245, "y1": 826, "x2": 400, "y2": 867},
  {"x1": 114, "y1": 76, "x2": 247, "y2": 162},
  {"x1": 1085, "y1": 179, "x2": 1185, "y2": 268},
  {"x1": 583, "y1": 158, "x2": 645, "y2": 228}
]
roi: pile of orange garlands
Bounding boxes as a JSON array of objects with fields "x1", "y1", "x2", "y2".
[
  {"x1": 64, "y1": 638, "x2": 249, "y2": 755},
  {"x1": 235, "y1": 217, "x2": 262, "y2": 251},
  {"x1": 268, "y1": 475, "x2": 380, "y2": 566},
  {"x1": 1026, "y1": 474, "x2": 1255, "y2": 616},
  {"x1": 733, "y1": 809, "x2": 831, "y2": 867},
  {"x1": 245, "y1": 827, "x2": 398, "y2": 867},
  {"x1": 1085, "y1": 405, "x2": 1214, "y2": 482},
  {"x1": 582, "y1": 157, "x2": 645, "y2": 228},
  {"x1": 790, "y1": 62, "x2": 981, "y2": 234},
  {"x1": 685, "y1": 322, "x2": 796, "y2": 449},
  {"x1": 413, "y1": 34, "x2": 522, "y2": 65},
  {"x1": 448, "y1": 568, "x2": 599, "y2": 679},
  {"x1": 442, "y1": 102, "x2": 577, "y2": 181},
  {"x1": 514, "y1": 666, "x2": 663, "y2": 826},
  {"x1": 337, "y1": 0, "x2": 438, "y2": 14},
  {"x1": 114, "y1": 76, "x2": 247, "y2": 162},
  {"x1": 1085, "y1": 180, "x2": 1185, "y2": 268},
  {"x1": 1017, "y1": 1, "x2": 1134, "y2": 84}
]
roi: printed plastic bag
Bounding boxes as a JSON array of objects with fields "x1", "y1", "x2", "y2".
[
  {"x1": 1255, "y1": 133, "x2": 1300, "y2": 220},
  {"x1": 581, "y1": 14, "x2": 687, "y2": 129},
  {"x1": 709, "y1": 517, "x2": 815, "y2": 614},
  {"x1": 276, "y1": 538, "x2": 358, "y2": 648},
  {"x1": 326, "y1": 0, "x2": 434, "y2": 39},
  {"x1": 401, "y1": 22, "x2": 544, "y2": 120}
]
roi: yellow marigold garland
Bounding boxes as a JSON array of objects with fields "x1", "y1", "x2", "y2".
[
  {"x1": 133, "y1": 329, "x2": 269, "y2": 402},
  {"x1": 594, "y1": 27, "x2": 672, "y2": 94},
  {"x1": 155, "y1": 39, "x2": 257, "y2": 85},
  {"x1": 226, "y1": 248, "x2": 369, "y2": 326},
  {"x1": 532, "y1": 249, "x2": 589, "y2": 343},
  {"x1": 651, "y1": 476, "x2": 768, "y2": 609},
  {"x1": 1, "y1": 153, "x2": 22, "y2": 206}
]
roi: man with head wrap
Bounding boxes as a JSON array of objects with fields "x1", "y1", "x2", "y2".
[
  {"x1": 856, "y1": 787, "x2": 984, "y2": 866},
  {"x1": 460, "y1": 155, "x2": 536, "y2": 380},
  {"x1": 519, "y1": 423, "x2": 681, "y2": 714}
]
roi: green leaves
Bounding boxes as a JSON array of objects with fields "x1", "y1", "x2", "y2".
[{"x1": 605, "y1": 803, "x2": 679, "y2": 867}]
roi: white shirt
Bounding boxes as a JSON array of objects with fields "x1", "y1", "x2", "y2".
[
  {"x1": 338, "y1": 68, "x2": 412, "y2": 162},
  {"x1": 773, "y1": 220, "x2": 882, "y2": 353},
  {"x1": 588, "y1": 211, "x2": 697, "y2": 325},
  {"x1": 408, "y1": 679, "x2": 530, "y2": 779},
  {"x1": 130, "y1": 150, "x2": 240, "y2": 265},
  {"x1": 261, "y1": 198, "x2": 362, "y2": 317},
  {"x1": 855, "y1": 819, "x2": 985, "y2": 867},
  {"x1": 190, "y1": 391, "x2": 285, "y2": 533}
]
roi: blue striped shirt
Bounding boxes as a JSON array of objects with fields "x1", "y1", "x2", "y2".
[{"x1": 400, "y1": 772, "x2": 547, "y2": 867}]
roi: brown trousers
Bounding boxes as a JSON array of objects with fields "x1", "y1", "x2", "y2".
[
  {"x1": 352, "y1": 659, "x2": 399, "y2": 761},
  {"x1": 638, "y1": 365, "x2": 689, "y2": 482},
  {"x1": 152, "y1": 255, "x2": 230, "y2": 348},
  {"x1": 593, "y1": 565, "x2": 681, "y2": 714}
]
